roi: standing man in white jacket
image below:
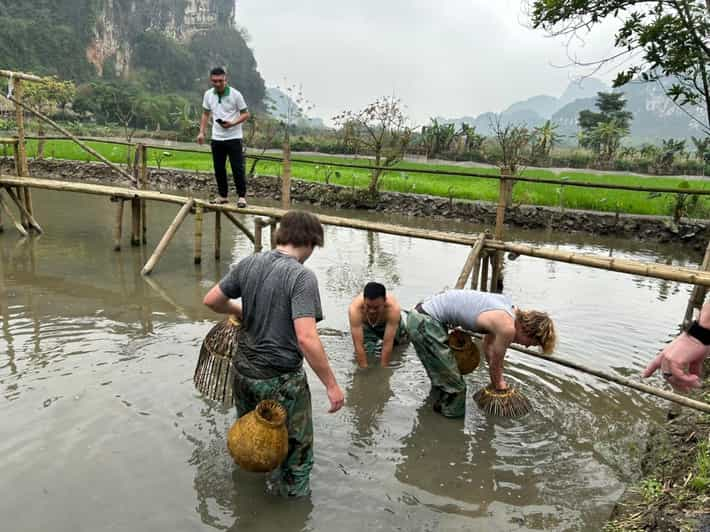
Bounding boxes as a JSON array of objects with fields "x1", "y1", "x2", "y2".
[{"x1": 197, "y1": 66, "x2": 251, "y2": 207}]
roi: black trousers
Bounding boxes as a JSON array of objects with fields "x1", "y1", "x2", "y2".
[{"x1": 210, "y1": 138, "x2": 246, "y2": 198}]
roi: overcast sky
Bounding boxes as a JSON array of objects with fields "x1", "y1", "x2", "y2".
[{"x1": 235, "y1": 0, "x2": 620, "y2": 124}]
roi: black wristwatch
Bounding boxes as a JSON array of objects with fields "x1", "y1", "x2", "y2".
[{"x1": 686, "y1": 320, "x2": 710, "y2": 345}]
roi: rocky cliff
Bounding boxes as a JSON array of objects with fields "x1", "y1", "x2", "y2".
[{"x1": 87, "y1": 0, "x2": 235, "y2": 76}]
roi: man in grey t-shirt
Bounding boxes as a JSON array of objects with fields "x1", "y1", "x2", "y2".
[{"x1": 203, "y1": 211, "x2": 344, "y2": 497}]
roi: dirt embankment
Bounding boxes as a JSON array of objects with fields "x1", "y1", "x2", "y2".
[{"x1": 605, "y1": 361, "x2": 710, "y2": 532}]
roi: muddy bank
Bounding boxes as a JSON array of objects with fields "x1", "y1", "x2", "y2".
[
  {"x1": 3, "y1": 158, "x2": 709, "y2": 250},
  {"x1": 606, "y1": 362, "x2": 710, "y2": 531}
]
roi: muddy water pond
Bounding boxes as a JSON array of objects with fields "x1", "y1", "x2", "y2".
[{"x1": 0, "y1": 190, "x2": 702, "y2": 531}]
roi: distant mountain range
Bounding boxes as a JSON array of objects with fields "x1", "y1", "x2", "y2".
[
  {"x1": 265, "y1": 87, "x2": 325, "y2": 129},
  {"x1": 435, "y1": 78, "x2": 705, "y2": 144}
]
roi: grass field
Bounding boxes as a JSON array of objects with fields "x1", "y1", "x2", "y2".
[{"x1": 11, "y1": 138, "x2": 710, "y2": 218}]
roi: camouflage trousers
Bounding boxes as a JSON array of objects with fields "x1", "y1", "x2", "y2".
[
  {"x1": 232, "y1": 367, "x2": 314, "y2": 497},
  {"x1": 363, "y1": 310, "x2": 410, "y2": 356},
  {"x1": 406, "y1": 309, "x2": 466, "y2": 418}
]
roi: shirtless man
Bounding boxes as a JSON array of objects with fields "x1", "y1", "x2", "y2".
[{"x1": 348, "y1": 282, "x2": 409, "y2": 368}]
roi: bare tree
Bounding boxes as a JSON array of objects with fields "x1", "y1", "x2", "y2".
[{"x1": 334, "y1": 96, "x2": 413, "y2": 194}]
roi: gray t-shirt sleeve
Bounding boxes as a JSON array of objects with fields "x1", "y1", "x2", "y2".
[
  {"x1": 291, "y1": 269, "x2": 323, "y2": 322},
  {"x1": 218, "y1": 264, "x2": 242, "y2": 299}
]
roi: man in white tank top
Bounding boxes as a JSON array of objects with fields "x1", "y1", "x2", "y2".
[{"x1": 407, "y1": 289, "x2": 556, "y2": 418}]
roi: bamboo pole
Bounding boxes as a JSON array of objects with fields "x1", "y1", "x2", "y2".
[
  {"x1": 482, "y1": 239, "x2": 710, "y2": 287},
  {"x1": 1, "y1": 94, "x2": 138, "y2": 185},
  {"x1": 269, "y1": 219, "x2": 277, "y2": 249},
  {"x1": 0, "y1": 193, "x2": 28, "y2": 236},
  {"x1": 489, "y1": 251, "x2": 501, "y2": 292},
  {"x1": 214, "y1": 211, "x2": 221, "y2": 260},
  {"x1": 479, "y1": 250, "x2": 489, "y2": 292},
  {"x1": 113, "y1": 199, "x2": 124, "y2": 251},
  {"x1": 455, "y1": 233, "x2": 487, "y2": 289},
  {"x1": 194, "y1": 203, "x2": 203, "y2": 265},
  {"x1": 3, "y1": 187, "x2": 42, "y2": 233},
  {"x1": 11, "y1": 78, "x2": 30, "y2": 229},
  {"x1": 220, "y1": 210, "x2": 255, "y2": 243},
  {"x1": 282, "y1": 142, "x2": 291, "y2": 209},
  {"x1": 254, "y1": 219, "x2": 264, "y2": 253},
  {"x1": 141, "y1": 199, "x2": 195, "y2": 275},
  {"x1": 498, "y1": 341, "x2": 710, "y2": 414},
  {"x1": 684, "y1": 239, "x2": 710, "y2": 325}
]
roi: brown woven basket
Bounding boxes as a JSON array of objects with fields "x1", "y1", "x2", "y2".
[
  {"x1": 227, "y1": 399, "x2": 289, "y2": 472},
  {"x1": 447, "y1": 329, "x2": 481, "y2": 375}
]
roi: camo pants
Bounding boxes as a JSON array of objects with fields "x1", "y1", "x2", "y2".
[
  {"x1": 232, "y1": 367, "x2": 314, "y2": 497},
  {"x1": 363, "y1": 310, "x2": 410, "y2": 356},
  {"x1": 406, "y1": 309, "x2": 466, "y2": 418}
]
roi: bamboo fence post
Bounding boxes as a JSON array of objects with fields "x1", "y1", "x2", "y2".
[
  {"x1": 269, "y1": 219, "x2": 277, "y2": 249},
  {"x1": 479, "y1": 250, "x2": 490, "y2": 292},
  {"x1": 471, "y1": 232, "x2": 490, "y2": 289},
  {"x1": 489, "y1": 250, "x2": 501, "y2": 292},
  {"x1": 3, "y1": 187, "x2": 42, "y2": 233},
  {"x1": 130, "y1": 147, "x2": 142, "y2": 246},
  {"x1": 113, "y1": 198, "x2": 124, "y2": 251},
  {"x1": 141, "y1": 199, "x2": 195, "y2": 275},
  {"x1": 0, "y1": 193, "x2": 28, "y2": 236},
  {"x1": 684, "y1": 239, "x2": 710, "y2": 326},
  {"x1": 282, "y1": 141, "x2": 291, "y2": 209},
  {"x1": 254, "y1": 218, "x2": 264, "y2": 253},
  {"x1": 140, "y1": 144, "x2": 148, "y2": 244},
  {"x1": 11, "y1": 78, "x2": 30, "y2": 229},
  {"x1": 214, "y1": 211, "x2": 221, "y2": 260},
  {"x1": 194, "y1": 203, "x2": 203, "y2": 265},
  {"x1": 455, "y1": 232, "x2": 487, "y2": 289}
]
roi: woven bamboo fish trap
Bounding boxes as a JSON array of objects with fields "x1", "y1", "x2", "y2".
[
  {"x1": 447, "y1": 329, "x2": 481, "y2": 375},
  {"x1": 473, "y1": 384, "x2": 532, "y2": 417},
  {"x1": 227, "y1": 399, "x2": 289, "y2": 472},
  {"x1": 194, "y1": 316, "x2": 241, "y2": 406}
]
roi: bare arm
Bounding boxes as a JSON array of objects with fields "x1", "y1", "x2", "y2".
[
  {"x1": 202, "y1": 284, "x2": 242, "y2": 318},
  {"x1": 348, "y1": 303, "x2": 368, "y2": 368},
  {"x1": 197, "y1": 110, "x2": 210, "y2": 144},
  {"x1": 294, "y1": 316, "x2": 344, "y2": 412},
  {"x1": 379, "y1": 302, "x2": 402, "y2": 367}
]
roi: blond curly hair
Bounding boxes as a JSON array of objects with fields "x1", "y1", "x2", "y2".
[{"x1": 515, "y1": 309, "x2": 556, "y2": 354}]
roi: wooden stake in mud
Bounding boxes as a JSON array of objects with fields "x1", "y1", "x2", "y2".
[
  {"x1": 130, "y1": 147, "x2": 142, "y2": 246},
  {"x1": 491, "y1": 170, "x2": 512, "y2": 294},
  {"x1": 194, "y1": 203, "x2": 203, "y2": 265},
  {"x1": 113, "y1": 198, "x2": 124, "y2": 251},
  {"x1": 214, "y1": 211, "x2": 221, "y2": 260},
  {"x1": 455, "y1": 232, "x2": 487, "y2": 289},
  {"x1": 141, "y1": 199, "x2": 195, "y2": 275},
  {"x1": 140, "y1": 144, "x2": 148, "y2": 244}
]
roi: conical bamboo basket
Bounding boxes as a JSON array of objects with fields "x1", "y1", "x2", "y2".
[{"x1": 194, "y1": 316, "x2": 241, "y2": 406}]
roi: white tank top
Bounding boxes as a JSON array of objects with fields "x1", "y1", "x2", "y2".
[{"x1": 421, "y1": 290, "x2": 514, "y2": 332}]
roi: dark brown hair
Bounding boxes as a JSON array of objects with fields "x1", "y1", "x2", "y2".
[{"x1": 275, "y1": 211, "x2": 324, "y2": 248}]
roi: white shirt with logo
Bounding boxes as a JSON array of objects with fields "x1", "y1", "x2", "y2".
[{"x1": 202, "y1": 86, "x2": 248, "y2": 141}]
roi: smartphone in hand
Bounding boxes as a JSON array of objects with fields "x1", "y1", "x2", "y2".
[{"x1": 216, "y1": 118, "x2": 226, "y2": 126}]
